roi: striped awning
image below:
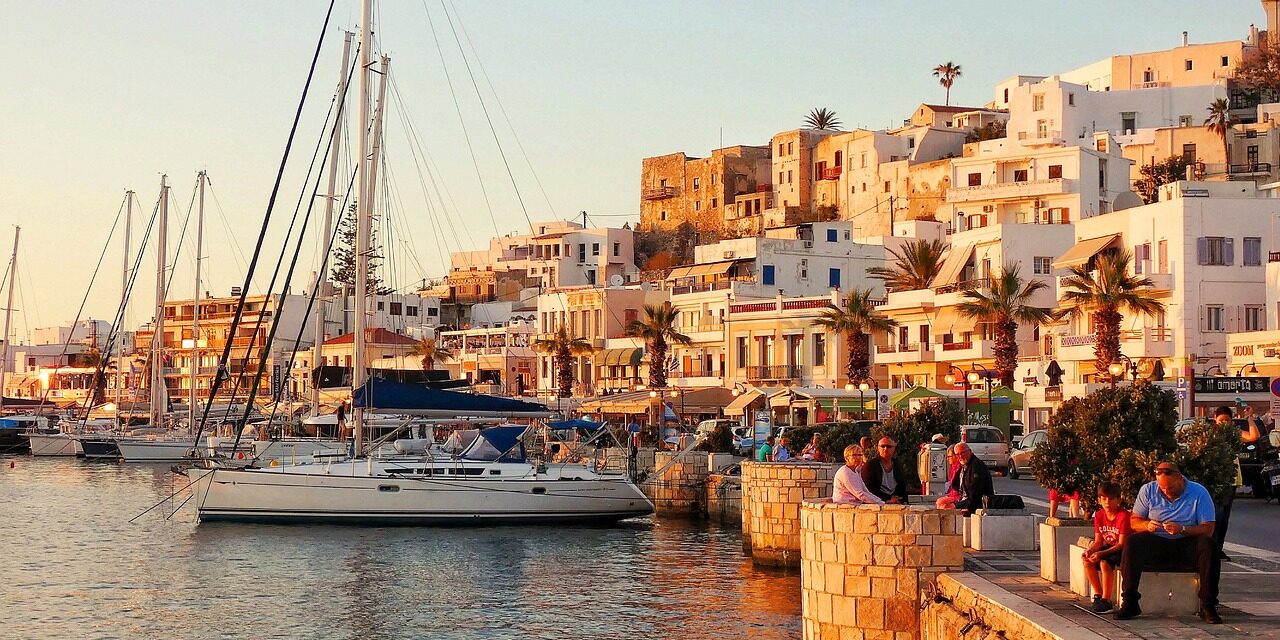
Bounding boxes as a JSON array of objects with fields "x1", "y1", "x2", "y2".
[
  {"x1": 932, "y1": 243, "x2": 974, "y2": 288},
  {"x1": 592, "y1": 348, "x2": 644, "y2": 366},
  {"x1": 1054, "y1": 234, "x2": 1120, "y2": 268}
]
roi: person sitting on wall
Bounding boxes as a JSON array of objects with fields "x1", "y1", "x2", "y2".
[
  {"x1": 1082, "y1": 482, "x2": 1130, "y2": 613},
  {"x1": 799, "y1": 433, "x2": 825, "y2": 461},
  {"x1": 756, "y1": 436, "x2": 775, "y2": 462},
  {"x1": 950, "y1": 443, "x2": 994, "y2": 516},
  {"x1": 1116, "y1": 461, "x2": 1221, "y2": 624},
  {"x1": 862, "y1": 437, "x2": 910, "y2": 504},
  {"x1": 774, "y1": 435, "x2": 792, "y2": 462},
  {"x1": 935, "y1": 446, "x2": 962, "y2": 509},
  {"x1": 833, "y1": 444, "x2": 884, "y2": 506}
]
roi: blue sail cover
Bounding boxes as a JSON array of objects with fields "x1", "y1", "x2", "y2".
[
  {"x1": 460, "y1": 425, "x2": 528, "y2": 462},
  {"x1": 546, "y1": 418, "x2": 606, "y2": 431},
  {"x1": 353, "y1": 379, "x2": 550, "y2": 416}
]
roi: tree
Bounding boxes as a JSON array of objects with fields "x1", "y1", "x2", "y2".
[
  {"x1": 1135, "y1": 155, "x2": 1194, "y2": 204},
  {"x1": 814, "y1": 288, "x2": 898, "y2": 384},
  {"x1": 873, "y1": 400, "x2": 964, "y2": 474},
  {"x1": 965, "y1": 120, "x2": 1006, "y2": 143},
  {"x1": 624, "y1": 303, "x2": 691, "y2": 390},
  {"x1": 1233, "y1": 40, "x2": 1280, "y2": 103},
  {"x1": 1205, "y1": 98, "x2": 1234, "y2": 176},
  {"x1": 331, "y1": 203, "x2": 393, "y2": 295},
  {"x1": 866, "y1": 238, "x2": 947, "y2": 292},
  {"x1": 932, "y1": 62, "x2": 963, "y2": 106},
  {"x1": 956, "y1": 263, "x2": 1054, "y2": 387},
  {"x1": 1058, "y1": 250, "x2": 1165, "y2": 383},
  {"x1": 804, "y1": 107, "x2": 842, "y2": 131},
  {"x1": 410, "y1": 337, "x2": 452, "y2": 371},
  {"x1": 533, "y1": 326, "x2": 593, "y2": 398},
  {"x1": 1029, "y1": 382, "x2": 1180, "y2": 514}
]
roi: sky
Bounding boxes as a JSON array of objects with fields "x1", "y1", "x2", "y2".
[{"x1": 0, "y1": 0, "x2": 1265, "y2": 340}]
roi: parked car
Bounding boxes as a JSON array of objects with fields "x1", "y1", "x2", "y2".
[
  {"x1": 695, "y1": 419, "x2": 740, "y2": 438},
  {"x1": 1007, "y1": 429, "x2": 1047, "y2": 479},
  {"x1": 960, "y1": 425, "x2": 1010, "y2": 475}
]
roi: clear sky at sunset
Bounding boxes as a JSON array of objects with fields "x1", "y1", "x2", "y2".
[{"x1": 0, "y1": 0, "x2": 1264, "y2": 337}]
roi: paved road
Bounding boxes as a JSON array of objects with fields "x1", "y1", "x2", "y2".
[{"x1": 993, "y1": 476, "x2": 1280, "y2": 555}]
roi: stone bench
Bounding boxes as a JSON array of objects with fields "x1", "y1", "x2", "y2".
[
  {"x1": 968, "y1": 507, "x2": 1036, "y2": 551},
  {"x1": 1066, "y1": 538, "x2": 1199, "y2": 615}
]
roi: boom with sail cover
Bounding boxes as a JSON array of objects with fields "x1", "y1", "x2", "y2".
[{"x1": 353, "y1": 378, "x2": 551, "y2": 417}]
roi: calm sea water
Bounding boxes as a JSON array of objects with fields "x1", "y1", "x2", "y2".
[{"x1": 0, "y1": 457, "x2": 800, "y2": 639}]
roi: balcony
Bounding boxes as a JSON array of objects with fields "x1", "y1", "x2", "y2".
[
  {"x1": 946, "y1": 177, "x2": 1068, "y2": 203},
  {"x1": 821, "y1": 166, "x2": 842, "y2": 180},
  {"x1": 746, "y1": 365, "x2": 800, "y2": 383},
  {"x1": 1269, "y1": 251, "x2": 1280, "y2": 263},
  {"x1": 933, "y1": 277, "x2": 990, "y2": 295},
  {"x1": 1056, "y1": 333, "x2": 1097, "y2": 361},
  {"x1": 1229, "y1": 162, "x2": 1272, "y2": 175},
  {"x1": 1120, "y1": 327, "x2": 1174, "y2": 359},
  {"x1": 935, "y1": 339, "x2": 994, "y2": 361},
  {"x1": 679, "y1": 322, "x2": 725, "y2": 337},
  {"x1": 875, "y1": 342, "x2": 936, "y2": 364},
  {"x1": 670, "y1": 362, "x2": 720, "y2": 379},
  {"x1": 642, "y1": 186, "x2": 679, "y2": 201},
  {"x1": 670, "y1": 280, "x2": 736, "y2": 296}
]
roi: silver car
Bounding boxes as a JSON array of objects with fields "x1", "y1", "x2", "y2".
[
  {"x1": 1006, "y1": 429, "x2": 1047, "y2": 479},
  {"x1": 960, "y1": 425, "x2": 1011, "y2": 475}
]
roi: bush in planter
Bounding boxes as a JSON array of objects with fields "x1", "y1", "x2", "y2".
[
  {"x1": 873, "y1": 400, "x2": 963, "y2": 473},
  {"x1": 1030, "y1": 381, "x2": 1181, "y2": 512},
  {"x1": 816, "y1": 422, "x2": 864, "y2": 461},
  {"x1": 1172, "y1": 419, "x2": 1239, "y2": 505}
]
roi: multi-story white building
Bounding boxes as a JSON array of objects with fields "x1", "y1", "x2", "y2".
[
  {"x1": 448, "y1": 220, "x2": 640, "y2": 293},
  {"x1": 534, "y1": 286, "x2": 666, "y2": 397}
]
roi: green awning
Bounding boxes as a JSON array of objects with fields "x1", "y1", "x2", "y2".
[
  {"x1": 817, "y1": 398, "x2": 875, "y2": 411},
  {"x1": 990, "y1": 386, "x2": 1023, "y2": 410},
  {"x1": 888, "y1": 386, "x2": 945, "y2": 409},
  {"x1": 592, "y1": 348, "x2": 643, "y2": 366}
]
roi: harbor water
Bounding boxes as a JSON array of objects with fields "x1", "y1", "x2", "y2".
[{"x1": 0, "y1": 457, "x2": 800, "y2": 639}]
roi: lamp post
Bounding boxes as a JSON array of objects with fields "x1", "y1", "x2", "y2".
[
  {"x1": 669, "y1": 388, "x2": 685, "y2": 428},
  {"x1": 968, "y1": 364, "x2": 994, "y2": 426},
  {"x1": 1204, "y1": 364, "x2": 1225, "y2": 377},
  {"x1": 1107, "y1": 354, "x2": 1138, "y2": 387},
  {"x1": 1237, "y1": 363, "x2": 1258, "y2": 377},
  {"x1": 844, "y1": 382, "x2": 855, "y2": 420},
  {"x1": 649, "y1": 389, "x2": 661, "y2": 446},
  {"x1": 944, "y1": 364, "x2": 968, "y2": 420}
]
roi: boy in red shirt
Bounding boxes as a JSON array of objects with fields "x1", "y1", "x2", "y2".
[{"x1": 1082, "y1": 481, "x2": 1131, "y2": 613}]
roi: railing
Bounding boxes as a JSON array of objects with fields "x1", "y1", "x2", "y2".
[
  {"x1": 1269, "y1": 251, "x2": 1280, "y2": 263},
  {"x1": 642, "y1": 186, "x2": 678, "y2": 200},
  {"x1": 756, "y1": 184, "x2": 773, "y2": 193},
  {"x1": 821, "y1": 166, "x2": 842, "y2": 180},
  {"x1": 881, "y1": 342, "x2": 919, "y2": 354},
  {"x1": 730, "y1": 302, "x2": 777, "y2": 314},
  {"x1": 934, "y1": 277, "x2": 990, "y2": 294},
  {"x1": 682, "y1": 322, "x2": 724, "y2": 333},
  {"x1": 946, "y1": 177, "x2": 1066, "y2": 203},
  {"x1": 1059, "y1": 334, "x2": 1096, "y2": 348},
  {"x1": 941, "y1": 341, "x2": 973, "y2": 351},
  {"x1": 746, "y1": 365, "x2": 800, "y2": 382},
  {"x1": 1229, "y1": 162, "x2": 1272, "y2": 175},
  {"x1": 781, "y1": 299, "x2": 830, "y2": 311},
  {"x1": 671, "y1": 363, "x2": 717, "y2": 378},
  {"x1": 670, "y1": 280, "x2": 735, "y2": 295}
]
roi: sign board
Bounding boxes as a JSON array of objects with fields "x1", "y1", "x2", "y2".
[
  {"x1": 1044, "y1": 386, "x2": 1063, "y2": 402},
  {"x1": 753, "y1": 410, "x2": 771, "y2": 445},
  {"x1": 876, "y1": 392, "x2": 891, "y2": 420},
  {"x1": 1191, "y1": 376, "x2": 1269, "y2": 394},
  {"x1": 1271, "y1": 378, "x2": 1280, "y2": 420},
  {"x1": 1176, "y1": 376, "x2": 1187, "y2": 389}
]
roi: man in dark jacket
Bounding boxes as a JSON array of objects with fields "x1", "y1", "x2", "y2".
[
  {"x1": 862, "y1": 437, "x2": 911, "y2": 503},
  {"x1": 951, "y1": 442, "x2": 994, "y2": 515}
]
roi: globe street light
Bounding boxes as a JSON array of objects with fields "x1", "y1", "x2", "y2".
[
  {"x1": 968, "y1": 364, "x2": 994, "y2": 426},
  {"x1": 944, "y1": 364, "x2": 968, "y2": 420},
  {"x1": 858, "y1": 381, "x2": 870, "y2": 420}
]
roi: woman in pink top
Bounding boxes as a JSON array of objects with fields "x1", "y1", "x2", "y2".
[{"x1": 833, "y1": 444, "x2": 884, "y2": 505}]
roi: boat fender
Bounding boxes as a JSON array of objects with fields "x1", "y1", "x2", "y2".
[
  {"x1": 270, "y1": 459, "x2": 280, "y2": 467},
  {"x1": 237, "y1": 452, "x2": 245, "y2": 459}
]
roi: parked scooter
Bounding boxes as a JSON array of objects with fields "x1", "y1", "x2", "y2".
[{"x1": 1262, "y1": 431, "x2": 1280, "y2": 504}]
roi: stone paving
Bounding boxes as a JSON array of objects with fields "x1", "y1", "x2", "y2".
[{"x1": 967, "y1": 549, "x2": 1280, "y2": 638}]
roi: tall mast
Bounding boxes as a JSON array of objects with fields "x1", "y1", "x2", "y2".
[
  {"x1": 353, "y1": 0, "x2": 373, "y2": 455},
  {"x1": 313, "y1": 30, "x2": 353, "y2": 418},
  {"x1": 151, "y1": 176, "x2": 169, "y2": 429},
  {"x1": 0, "y1": 226, "x2": 20, "y2": 414},
  {"x1": 191, "y1": 171, "x2": 206, "y2": 430},
  {"x1": 118, "y1": 193, "x2": 133, "y2": 416}
]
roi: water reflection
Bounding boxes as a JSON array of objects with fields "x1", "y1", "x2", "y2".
[{"x1": 0, "y1": 457, "x2": 801, "y2": 639}]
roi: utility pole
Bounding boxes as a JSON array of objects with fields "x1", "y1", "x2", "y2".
[{"x1": 151, "y1": 175, "x2": 169, "y2": 429}]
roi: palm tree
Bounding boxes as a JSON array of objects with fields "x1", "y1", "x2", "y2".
[
  {"x1": 932, "y1": 62, "x2": 963, "y2": 106},
  {"x1": 866, "y1": 238, "x2": 948, "y2": 292},
  {"x1": 1058, "y1": 250, "x2": 1166, "y2": 382},
  {"x1": 804, "y1": 107, "x2": 842, "y2": 131},
  {"x1": 624, "y1": 303, "x2": 691, "y2": 390},
  {"x1": 956, "y1": 263, "x2": 1055, "y2": 387},
  {"x1": 533, "y1": 326, "x2": 594, "y2": 398},
  {"x1": 814, "y1": 288, "x2": 898, "y2": 384},
  {"x1": 409, "y1": 337, "x2": 452, "y2": 371},
  {"x1": 1205, "y1": 98, "x2": 1234, "y2": 176}
]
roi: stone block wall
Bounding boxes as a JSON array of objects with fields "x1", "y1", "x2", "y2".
[
  {"x1": 705, "y1": 473, "x2": 741, "y2": 523},
  {"x1": 741, "y1": 461, "x2": 840, "y2": 566},
  {"x1": 800, "y1": 500, "x2": 964, "y2": 640},
  {"x1": 643, "y1": 450, "x2": 710, "y2": 514},
  {"x1": 922, "y1": 573, "x2": 1105, "y2": 640}
]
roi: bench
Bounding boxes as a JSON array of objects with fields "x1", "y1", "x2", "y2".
[
  {"x1": 1067, "y1": 537, "x2": 1199, "y2": 614},
  {"x1": 969, "y1": 507, "x2": 1037, "y2": 551}
]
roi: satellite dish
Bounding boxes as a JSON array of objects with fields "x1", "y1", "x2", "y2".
[{"x1": 608, "y1": 274, "x2": 624, "y2": 287}]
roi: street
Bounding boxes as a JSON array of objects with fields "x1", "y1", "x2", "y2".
[{"x1": 993, "y1": 476, "x2": 1280, "y2": 555}]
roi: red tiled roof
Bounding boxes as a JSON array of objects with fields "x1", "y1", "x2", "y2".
[{"x1": 323, "y1": 328, "x2": 419, "y2": 346}]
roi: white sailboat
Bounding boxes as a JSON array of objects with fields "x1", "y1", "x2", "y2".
[{"x1": 185, "y1": 0, "x2": 653, "y2": 525}]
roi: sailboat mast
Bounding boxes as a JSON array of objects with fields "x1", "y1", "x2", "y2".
[
  {"x1": 191, "y1": 171, "x2": 206, "y2": 429},
  {"x1": 353, "y1": 0, "x2": 373, "y2": 456},
  {"x1": 118, "y1": 192, "x2": 133, "y2": 417},
  {"x1": 151, "y1": 176, "x2": 169, "y2": 429},
  {"x1": 0, "y1": 226, "x2": 20, "y2": 414},
  {"x1": 313, "y1": 30, "x2": 353, "y2": 418}
]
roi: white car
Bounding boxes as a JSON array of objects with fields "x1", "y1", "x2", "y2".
[{"x1": 960, "y1": 425, "x2": 1010, "y2": 475}]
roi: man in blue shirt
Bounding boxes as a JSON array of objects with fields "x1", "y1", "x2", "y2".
[{"x1": 1117, "y1": 461, "x2": 1221, "y2": 624}]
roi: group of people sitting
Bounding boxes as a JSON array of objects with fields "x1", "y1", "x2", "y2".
[{"x1": 830, "y1": 435, "x2": 994, "y2": 510}]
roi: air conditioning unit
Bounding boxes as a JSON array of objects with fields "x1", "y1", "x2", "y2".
[
  {"x1": 803, "y1": 240, "x2": 814, "y2": 248},
  {"x1": 723, "y1": 250, "x2": 735, "y2": 259}
]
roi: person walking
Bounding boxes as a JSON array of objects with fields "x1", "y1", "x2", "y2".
[
  {"x1": 1116, "y1": 462, "x2": 1221, "y2": 624},
  {"x1": 833, "y1": 444, "x2": 883, "y2": 506}
]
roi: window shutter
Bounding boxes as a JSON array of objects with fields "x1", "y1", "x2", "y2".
[
  {"x1": 1224, "y1": 237, "x2": 1235, "y2": 265},
  {"x1": 1197, "y1": 237, "x2": 1208, "y2": 265},
  {"x1": 1133, "y1": 245, "x2": 1144, "y2": 273}
]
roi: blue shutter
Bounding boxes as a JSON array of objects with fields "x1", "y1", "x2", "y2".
[
  {"x1": 1196, "y1": 237, "x2": 1208, "y2": 265},
  {"x1": 829, "y1": 268, "x2": 841, "y2": 288},
  {"x1": 763, "y1": 265, "x2": 775, "y2": 286},
  {"x1": 826, "y1": 228, "x2": 838, "y2": 242},
  {"x1": 1224, "y1": 237, "x2": 1234, "y2": 265}
]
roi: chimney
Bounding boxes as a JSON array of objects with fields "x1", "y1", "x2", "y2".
[
  {"x1": 1250, "y1": 24, "x2": 1260, "y2": 46},
  {"x1": 1181, "y1": 31, "x2": 1189, "y2": 47}
]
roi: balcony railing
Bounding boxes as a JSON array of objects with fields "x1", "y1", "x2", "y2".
[
  {"x1": 671, "y1": 363, "x2": 718, "y2": 378},
  {"x1": 946, "y1": 177, "x2": 1067, "y2": 203},
  {"x1": 821, "y1": 166, "x2": 842, "y2": 180},
  {"x1": 1059, "y1": 334, "x2": 1097, "y2": 348},
  {"x1": 746, "y1": 365, "x2": 800, "y2": 382},
  {"x1": 1229, "y1": 162, "x2": 1272, "y2": 175},
  {"x1": 1269, "y1": 251, "x2": 1280, "y2": 263},
  {"x1": 670, "y1": 280, "x2": 737, "y2": 295},
  {"x1": 642, "y1": 186, "x2": 678, "y2": 201},
  {"x1": 934, "y1": 277, "x2": 990, "y2": 295},
  {"x1": 941, "y1": 340, "x2": 973, "y2": 351}
]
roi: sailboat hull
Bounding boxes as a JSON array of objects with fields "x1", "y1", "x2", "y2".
[
  {"x1": 185, "y1": 465, "x2": 654, "y2": 525},
  {"x1": 26, "y1": 434, "x2": 81, "y2": 457},
  {"x1": 78, "y1": 438, "x2": 121, "y2": 460},
  {"x1": 116, "y1": 440, "x2": 197, "y2": 462}
]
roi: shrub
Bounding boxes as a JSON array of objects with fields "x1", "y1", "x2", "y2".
[
  {"x1": 874, "y1": 400, "x2": 963, "y2": 473},
  {"x1": 816, "y1": 422, "x2": 866, "y2": 461},
  {"x1": 695, "y1": 423, "x2": 737, "y2": 454},
  {"x1": 1173, "y1": 419, "x2": 1239, "y2": 504},
  {"x1": 1030, "y1": 381, "x2": 1179, "y2": 512}
]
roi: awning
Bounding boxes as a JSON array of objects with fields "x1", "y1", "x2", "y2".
[
  {"x1": 816, "y1": 397, "x2": 875, "y2": 411},
  {"x1": 769, "y1": 389, "x2": 794, "y2": 408},
  {"x1": 1053, "y1": 234, "x2": 1120, "y2": 269},
  {"x1": 667, "y1": 265, "x2": 695, "y2": 280},
  {"x1": 932, "y1": 243, "x2": 974, "y2": 288},
  {"x1": 889, "y1": 386, "x2": 946, "y2": 408},
  {"x1": 592, "y1": 347, "x2": 644, "y2": 366},
  {"x1": 990, "y1": 386, "x2": 1024, "y2": 410},
  {"x1": 724, "y1": 389, "x2": 764, "y2": 416}
]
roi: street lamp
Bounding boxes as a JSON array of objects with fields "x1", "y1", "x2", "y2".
[
  {"x1": 649, "y1": 389, "x2": 661, "y2": 446},
  {"x1": 968, "y1": 364, "x2": 994, "y2": 426},
  {"x1": 1107, "y1": 354, "x2": 1137, "y2": 386},
  {"x1": 858, "y1": 381, "x2": 870, "y2": 420},
  {"x1": 1237, "y1": 363, "x2": 1259, "y2": 377},
  {"x1": 944, "y1": 364, "x2": 969, "y2": 419},
  {"x1": 669, "y1": 388, "x2": 686, "y2": 427},
  {"x1": 1204, "y1": 365, "x2": 1225, "y2": 377}
]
